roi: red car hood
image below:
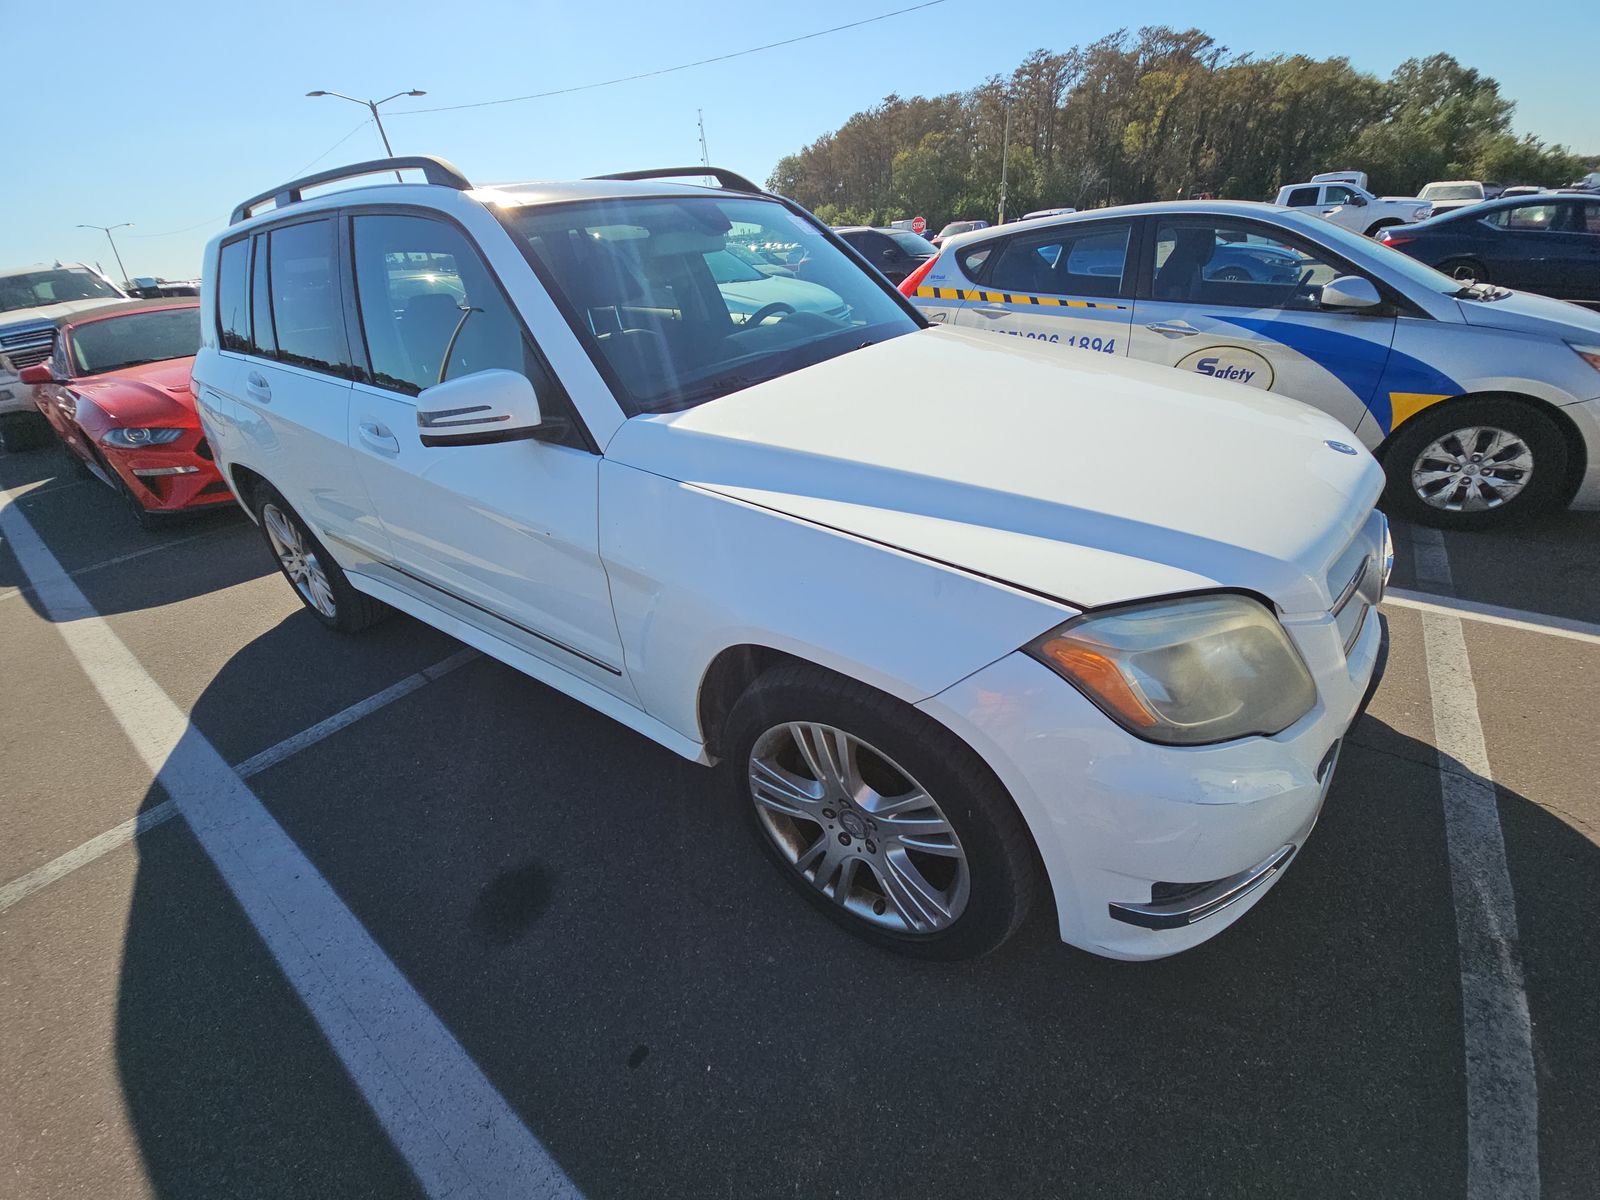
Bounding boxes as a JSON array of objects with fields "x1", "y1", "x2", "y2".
[{"x1": 74, "y1": 357, "x2": 198, "y2": 425}]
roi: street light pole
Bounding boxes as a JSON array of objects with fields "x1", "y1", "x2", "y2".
[
  {"x1": 997, "y1": 92, "x2": 1013, "y2": 225},
  {"x1": 76, "y1": 223, "x2": 133, "y2": 287},
  {"x1": 305, "y1": 89, "x2": 427, "y2": 180}
]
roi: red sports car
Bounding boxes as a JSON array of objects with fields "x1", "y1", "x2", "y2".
[{"x1": 23, "y1": 301, "x2": 231, "y2": 526}]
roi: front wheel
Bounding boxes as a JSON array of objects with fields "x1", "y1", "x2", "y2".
[
  {"x1": 1382, "y1": 397, "x2": 1568, "y2": 529},
  {"x1": 254, "y1": 485, "x2": 389, "y2": 632},
  {"x1": 723, "y1": 664, "x2": 1037, "y2": 959}
]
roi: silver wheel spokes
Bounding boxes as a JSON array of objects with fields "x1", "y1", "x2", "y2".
[
  {"x1": 749, "y1": 723, "x2": 969, "y2": 935},
  {"x1": 1411, "y1": 425, "x2": 1533, "y2": 512},
  {"x1": 262, "y1": 503, "x2": 338, "y2": 618}
]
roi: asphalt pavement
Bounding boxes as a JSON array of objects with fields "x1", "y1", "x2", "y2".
[{"x1": 2, "y1": 441, "x2": 1596, "y2": 1199}]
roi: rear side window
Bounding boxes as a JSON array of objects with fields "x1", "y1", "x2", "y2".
[
  {"x1": 1284, "y1": 187, "x2": 1319, "y2": 207},
  {"x1": 265, "y1": 220, "x2": 351, "y2": 376},
  {"x1": 215, "y1": 239, "x2": 250, "y2": 352},
  {"x1": 986, "y1": 223, "x2": 1131, "y2": 298},
  {"x1": 1484, "y1": 203, "x2": 1565, "y2": 231}
]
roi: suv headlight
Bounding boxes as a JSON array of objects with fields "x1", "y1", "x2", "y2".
[
  {"x1": 102, "y1": 427, "x2": 185, "y2": 448},
  {"x1": 1026, "y1": 594, "x2": 1317, "y2": 746}
]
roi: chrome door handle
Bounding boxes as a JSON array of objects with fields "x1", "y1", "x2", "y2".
[
  {"x1": 358, "y1": 421, "x2": 400, "y2": 455},
  {"x1": 244, "y1": 370, "x2": 271, "y2": 401},
  {"x1": 1145, "y1": 321, "x2": 1199, "y2": 337}
]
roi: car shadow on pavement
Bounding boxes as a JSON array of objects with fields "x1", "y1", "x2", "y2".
[
  {"x1": 107, "y1": 623, "x2": 1600, "y2": 1199},
  {"x1": 0, "y1": 444, "x2": 267, "y2": 620}
]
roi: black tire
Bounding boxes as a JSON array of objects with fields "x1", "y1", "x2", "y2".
[
  {"x1": 0, "y1": 413, "x2": 51, "y2": 453},
  {"x1": 115, "y1": 474, "x2": 171, "y2": 531},
  {"x1": 1365, "y1": 220, "x2": 1402, "y2": 238},
  {"x1": 252, "y1": 483, "x2": 389, "y2": 632},
  {"x1": 1440, "y1": 257, "x2": 1488, "y2": 286},
  {"x1": 721, "y1": 662, "x2": 1037, "y2": 960},
  {"x1": 1382, "y1": 396, "x2": 1569, "y2": 530}
]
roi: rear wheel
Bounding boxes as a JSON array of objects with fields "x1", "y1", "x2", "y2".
[
  {"x1": 254, "y1": 484, "x2": 389, "y2": 632},
  {"x1": 1382, "y1": 397, "x2": 1568, "y2": 529},
  {"x1": 723, "y1": 663, "x2": 1037, "y2": 960},
  {"x1": 1365, "y1": 220, "x2": 1402, "y2": 237}
]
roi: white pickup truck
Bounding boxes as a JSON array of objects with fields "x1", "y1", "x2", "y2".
[
  {"x1": 1274, "y1": 178, "x2": 1431, "y2": 237},
  {"x1": 0, "y1": 263, "x2": 127, "y2": 450}
]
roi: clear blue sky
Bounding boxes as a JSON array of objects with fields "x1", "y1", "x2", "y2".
[{"x1": 7, "y1": 0, "x2": 1595, "y2": 280}]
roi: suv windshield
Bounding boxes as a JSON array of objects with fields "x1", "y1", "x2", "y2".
[
  {"x1": 70, "y1": 307, "x2": 201, "y2": 375},
  {"x1": 1420, "y1": 183, "x2": 1482, "y2": 201},
  {"x1": 0, "y1": 268, "x2": 122, "y2": 313},
  {"x1": 504, "y1": 195, "x2": 919, "y2": 414},
  {"x1": 885, "y1": 231, "x2": 935, "y2": 257}
]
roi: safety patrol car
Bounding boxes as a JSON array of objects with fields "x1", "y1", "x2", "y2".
[{"x1": 901, "y1": 201, "x2": 1600, "y2": 529}]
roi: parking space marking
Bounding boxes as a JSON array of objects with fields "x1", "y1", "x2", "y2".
[
  {"x1": 0, "y1": 648, "x2": 479, "y2": 915},
  {"x1": 1385, "y1": 586, "x2": 1600, "y2": 646},
  {"x1": 0, "y1": 488, "x2": 581, "y2": 1199},
  {"x1": 1414, "y1": 528, "x2": 1540, "y2": 1200},
  {"x1": 0, "y1": 527, "x2": 232, "y2": 603},
  {"x1": 233, "y1": 647, "x2": 478, "y2": 778}
]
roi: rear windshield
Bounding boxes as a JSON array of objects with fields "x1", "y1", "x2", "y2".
[
  {"x1": 503, "y1": 195, "x2": 919, "y2": 414},
  {"x1": 885, "y1": 231, "x2": 935, "y2": 257},
  {"x1": 0, "y1": 268, "x2": 122, "y2": 313},
  {"x1": 1420, "y1": 183, "x2": 1482, "y2": 201},
  {"x1": 70, "y1": 308, "x2": 201, "y2": 375}
]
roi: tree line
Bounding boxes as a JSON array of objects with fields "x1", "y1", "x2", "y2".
[{"x1": 768, "y1": 27, "x2": 1598, "y2": 228}]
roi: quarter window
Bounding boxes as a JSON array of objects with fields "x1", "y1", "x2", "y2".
[
  {"x1": 1147, "y1": 220, "x2": 1345, "y2": 310},
  {"x1": 985, "y1": 223, "x2": 1131, "y2": 298},
  {"x1": 265, "y1": 220, "x2": 351, "y2": 376},
  {"x1": 215, "y1": 239, "x2": 250, "y2": 352}
]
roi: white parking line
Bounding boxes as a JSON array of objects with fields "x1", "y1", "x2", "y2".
[
  {"x1": 0, "y1": 647, "x2": 479, "y2": 916},
  {"x1": 1412, "y1": 527, "x2": 1540, "y2": 1200},
  {"x1": 1385, "y1": 586, "x2": 1600, "y2": 647},
  {"x1": 1, "y1": 527, "x2": 231, "y2": 603},
  {"x1": 0, "y1": 488, "x2": 579, "y2": 1199}
]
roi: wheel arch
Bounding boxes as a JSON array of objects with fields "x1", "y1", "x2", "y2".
[
  {"x1": 1375, "y1": 389, "x2": 1588, "y2": 506},
  {"x1": 228, "y1": 463, "x2": 271, "y2": 522}
]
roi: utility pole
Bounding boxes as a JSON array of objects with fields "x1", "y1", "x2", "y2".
[
  {"x1": 76, "y1": 223, "x2": 132, "y2": 287},
  {"x1": 997, "y1": 92, "x2": 1013, "y2": 225},
  {"x1": 306, "y1": 89, "x2": 427, "y2": 180}
]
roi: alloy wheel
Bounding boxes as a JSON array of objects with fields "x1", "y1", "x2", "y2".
[
  {"x1": 262, "y1": 502, "x2": 339, "y2": 618},
  {"x1": 748, "y1": 722, "x2": 970, "y2": 934},
  {"x1": 1410, "y1": 425, "x2": 1533, "y2": 512}
]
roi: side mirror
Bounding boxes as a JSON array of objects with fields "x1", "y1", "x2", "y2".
[
  {"x1": 19, "y1": 363, "x2": 63, "y2": 385},
  {"x1": 416, "y1": 369, "x2": 542, "y2": 448},
  {"x1": 1345, "y1": 194, "x2": 1368, "y2": 207},
  {"x1": 1320, "y1": 275, "x2": 1383, "y2": 311}
]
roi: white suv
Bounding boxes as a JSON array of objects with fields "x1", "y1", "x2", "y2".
[{"x1": 194, "y1": 157, "x2": 1389, "y2": 961}]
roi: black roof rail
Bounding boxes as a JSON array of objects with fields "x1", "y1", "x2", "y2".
[
  {"x1": 230, "y1": 155, "x2": 474, "y2": 225},
  {"x1": 589, "y1": 166, "x2": 765, "y2": 194}
]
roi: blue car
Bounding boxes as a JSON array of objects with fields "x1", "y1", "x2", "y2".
[{"x1": 1380, "y1": 193, "x2": 1600, "y2": 304}]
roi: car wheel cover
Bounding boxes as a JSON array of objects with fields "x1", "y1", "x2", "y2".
[
  {"x1": 1410, "y1": 425, "x2": 1533, "y2": 512},
  {"x1": 262, "y1": 502, "x2": 339, "y2": 618},
  {"x1": 748, "y1": 722, "x2": 970, "y2": 934}
]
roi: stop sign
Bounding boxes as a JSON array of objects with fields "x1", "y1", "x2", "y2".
[{"x1": 911, "y1": 216, "x2": 926, "y2": 235}]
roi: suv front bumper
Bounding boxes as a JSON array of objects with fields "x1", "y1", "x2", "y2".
[{"x1": 918, "y1": 607, "x2": 1386, "y2": 961}]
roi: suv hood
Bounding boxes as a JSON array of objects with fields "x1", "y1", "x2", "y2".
[
  {"x1": 607, "y1": 327, "x2": 1383, "y2": 614},
  {"x1": 0, "y1": 298, "x2": 127, "y2": 330},
  {"x1": 1455, "y1": 288, "x2": 1600, "y2": 340}
]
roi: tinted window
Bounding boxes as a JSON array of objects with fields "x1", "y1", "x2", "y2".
[
  {"x1": 266, "y1": 220, "x2": 350, "y2": 375},
  {"x1": 250, "y1": 234, "x2": 276, "y2": 356},
  {"x1": 216, "y1": 239, "x2": 250, "y2": 352},
  {"x1": 1148, "y1": 220, "x2": 1344, "y2": 309},
  {"x1": 1581, "y1": 203, "x2": 1600, "y2": 235},
  {"x1": 885, "y1": 231, "x2": 934, "y2": 258},
  {"x1": 70, "y1": 308, "x2": 201, "y2": 375},
  {"x1": 987, "y1": 223, "x2": 1131, "y2": 298},
  {"x1": 506, "y1": 195, "x2": 916, "y2": 415},
  {"x1": 1284, "y1": 187, "x2": 1319, "y2": 207},
  {"x1": 350, "y1": 214, "x2": 582, "y2": 448}
]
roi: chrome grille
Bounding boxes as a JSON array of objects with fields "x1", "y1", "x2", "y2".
[{"x1": 0, "y1": 324, "x2": 56, "y2": 372}]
